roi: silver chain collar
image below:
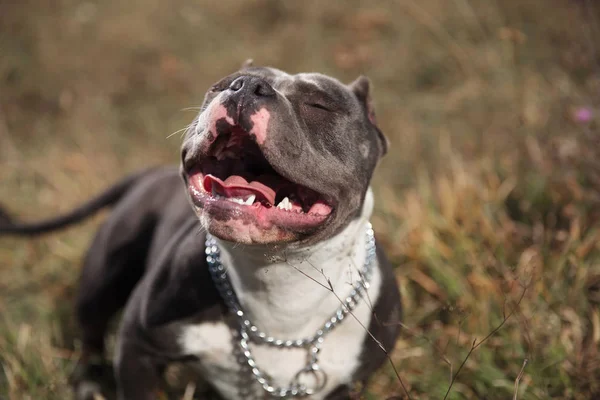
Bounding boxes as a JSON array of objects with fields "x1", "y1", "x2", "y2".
[{"x1": 205, "y1": 223, "x2": 376, "y2": 398}]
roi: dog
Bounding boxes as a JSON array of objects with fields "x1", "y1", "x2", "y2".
[{"x1": 0, "y1": 64, "x2": 402, "y2": 400}]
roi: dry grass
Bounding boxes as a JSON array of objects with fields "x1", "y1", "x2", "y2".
[{"x1": 1, "y1": 0, "x2": 600, "y2": 399}]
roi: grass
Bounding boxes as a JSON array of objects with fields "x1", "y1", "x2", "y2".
[{"x1": 1, "y1": 0, "x2": 600, "y2": 399}]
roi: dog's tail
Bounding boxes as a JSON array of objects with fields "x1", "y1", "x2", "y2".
[{"x1": 0, "y1": 168, "x2": 159, "y2": 236}]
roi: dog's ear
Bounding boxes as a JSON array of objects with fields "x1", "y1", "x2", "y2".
[
  {"x1": 240, "y1": 59, "x2": 254, "y2": 69},
  {"x1": 349, "y1": 75, "x2": 389, "y2": 156}
]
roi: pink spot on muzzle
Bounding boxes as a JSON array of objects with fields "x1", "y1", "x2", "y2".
[
  {"x1": 198, "y1": 103, "x2": 234, "y2": 152},
  {"x1": 209, "y1": 104, "x2": 234, "y2": 140},
  {"x1": 250, "y1": 108, "x2": 270, "y2": 145}
]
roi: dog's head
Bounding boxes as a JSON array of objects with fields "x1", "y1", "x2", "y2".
[{"x1": 181, "y1": 64, "x2": 388, "y2": 245}]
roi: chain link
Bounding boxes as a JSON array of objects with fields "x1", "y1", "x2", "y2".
[{"x1": 206, "y1": 223, "x2": 376, "y2": 398}]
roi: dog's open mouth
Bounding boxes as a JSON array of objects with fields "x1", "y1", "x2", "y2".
[{"x1": 186, "y1": 125, "x2": 333, "y2": 231}]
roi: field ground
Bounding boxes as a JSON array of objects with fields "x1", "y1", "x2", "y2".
[{"x1": 1, "y1": 1, "x2": 600, "y2": 399}]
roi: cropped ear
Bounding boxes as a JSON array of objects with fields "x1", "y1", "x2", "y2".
[
  {"x1": 348, "y1": 75, "x2": 389, "y2": 156},
  {"x1": 240, "y1": 59, "x2": 254, "y2": 69}
]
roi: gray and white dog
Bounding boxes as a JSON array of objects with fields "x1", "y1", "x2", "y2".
[{"x1": 0, "y1": 64, "x2": 402, "y2": 400}]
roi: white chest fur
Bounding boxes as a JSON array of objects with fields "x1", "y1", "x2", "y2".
[{"x1": 179, "y1": 190, "x2": 382, "y2": 399}]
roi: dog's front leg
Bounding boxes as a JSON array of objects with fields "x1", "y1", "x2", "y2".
[{"x1": 114, "y1": 341, "x2": 163, "y2": 400}]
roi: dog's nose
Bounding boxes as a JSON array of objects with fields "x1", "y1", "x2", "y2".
[{"x1": 228, "y1": 76, "x2": 276, "y2": 97}]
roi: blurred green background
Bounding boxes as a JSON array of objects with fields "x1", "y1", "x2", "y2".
[{"x1": 1, "y1": 1, "x2": 600, "y2": 399}]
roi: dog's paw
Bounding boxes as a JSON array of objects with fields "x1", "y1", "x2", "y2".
[
  {"x1": 70, "y1": 361, "x2": 116, "y2": 400},
  {"x1": 74, "y1": 381, "x2": 108, "y2": 400}
]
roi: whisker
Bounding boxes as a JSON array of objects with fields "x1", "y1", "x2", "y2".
[
  {"x1": 180, "y1": 106, "x2": 203, "y2": 112},
  {"x1": 166, "y1": 123, "x2": 194, "y2": 139}
]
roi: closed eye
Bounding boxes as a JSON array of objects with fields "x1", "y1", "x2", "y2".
[{"x1": 306, "y1": 102, "x2": 332, "y2": 112}]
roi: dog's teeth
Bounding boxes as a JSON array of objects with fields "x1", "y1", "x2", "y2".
[
  {"x1": 244, "y1": 195, "x2": 256, "y2": 205},
  {"x1": 227, "y1": 197, "x2": 246, "y2": 204},
  {"x1": 277, "y1": 197, "x2": 291, "y2": 210}
]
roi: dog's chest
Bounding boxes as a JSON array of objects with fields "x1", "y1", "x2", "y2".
[
  {"x1": 178, "y1": 319, "x2": 364, "y2": 399},
  {"x1": 177, "y1": 265, "x2": 382, "y2": 400}
]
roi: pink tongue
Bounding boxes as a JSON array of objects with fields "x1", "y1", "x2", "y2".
[{"x1": 203, "y1": 175, "x2": 276, "y2": 205}]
